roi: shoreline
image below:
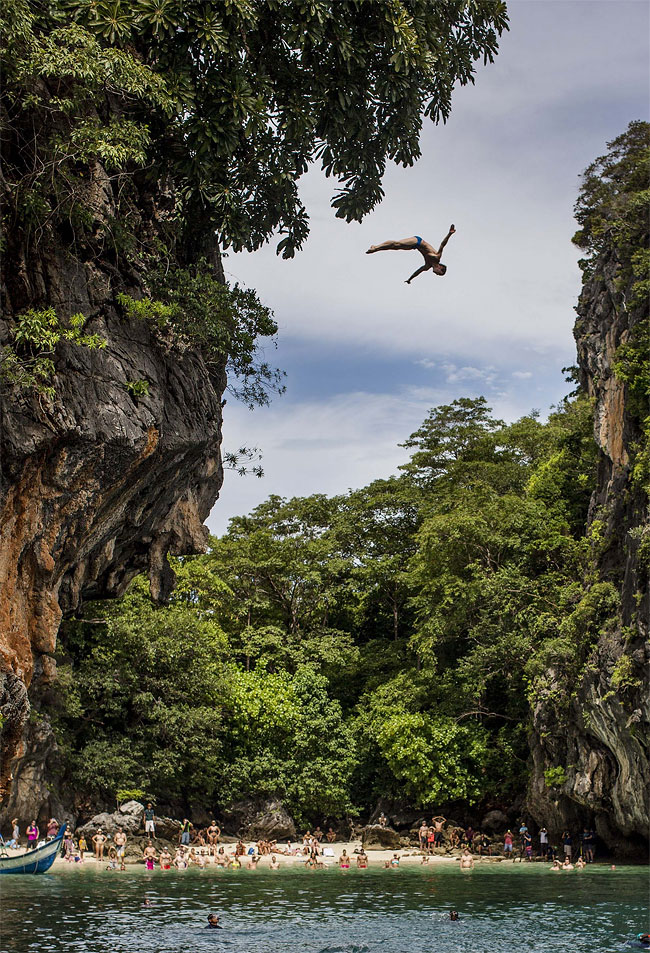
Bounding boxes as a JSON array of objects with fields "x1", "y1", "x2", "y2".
[{"x1": 3, "y1": 840, "x2": 628, "y2": 871}]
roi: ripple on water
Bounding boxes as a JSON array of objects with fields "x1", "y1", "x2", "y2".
[{"x1": 0, "y1": 865, "x2": 647, "y2": 953}]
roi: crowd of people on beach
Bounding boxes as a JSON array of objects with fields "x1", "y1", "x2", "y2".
[{"x1": 2, "y1": 809, "x2": 602, "y2": 873}]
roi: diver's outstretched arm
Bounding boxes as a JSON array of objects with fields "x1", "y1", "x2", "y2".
[
  {"x1": 405, "y1": 265, "x2": 427, "y2": 284},
  {"x1": 437, "y1": 224, "x2": 456, "y2": 259}
]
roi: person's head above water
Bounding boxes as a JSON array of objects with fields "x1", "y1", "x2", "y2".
[
  {"x1": 450, "y1": 910, "x2": 460, "y2": 920},
  {"x1": 207, "y1": 914, "x2": 220, "y2": 928}
]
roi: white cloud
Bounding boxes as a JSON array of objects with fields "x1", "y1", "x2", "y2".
[{"x1": 512, "y1": 370, "x2": 533, "y2": 380}]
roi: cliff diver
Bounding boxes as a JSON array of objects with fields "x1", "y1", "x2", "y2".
[{"x1": 366, "y1": 225, "x2": 456, "y2": 283}]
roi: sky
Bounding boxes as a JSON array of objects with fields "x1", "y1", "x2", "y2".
[{"x1": 208, "y1": 0, "x2": 650, "y2": 535}]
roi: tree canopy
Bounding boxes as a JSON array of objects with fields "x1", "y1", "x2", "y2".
[{"x1": 2, "y1": 0, "x2": 508, "y2": 259}]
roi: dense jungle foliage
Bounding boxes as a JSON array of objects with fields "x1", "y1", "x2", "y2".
[{"x1": 53, "y1": 393, "x2": 600, "y2": 823}]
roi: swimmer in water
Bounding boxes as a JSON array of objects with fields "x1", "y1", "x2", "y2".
[
  {"x1": 459, "y1": 848, "x2": 474, "y2": 870},
  {"x1": 450, "y1": 910, "x2": 460, "y2": 921},
  {"x1": 206, "y1": 914, "x2": 222, "y2": 929}
]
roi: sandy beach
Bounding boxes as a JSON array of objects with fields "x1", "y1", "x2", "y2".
[{"x1": 4, "y1": 839, "x2": 508, "y2": 871}]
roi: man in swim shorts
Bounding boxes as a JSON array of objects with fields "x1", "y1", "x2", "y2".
[
  {"x1": 114, "y1": 827, "x2": 127, "y2": 860},
  {"x1": 366, "y1": 226, "x2": 456, "y2": 283},
  {"x1": 143, "y1": 804, "x2": 156, "y2": 838}
]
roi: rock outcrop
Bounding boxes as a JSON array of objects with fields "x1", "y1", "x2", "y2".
[
  {"x1": 361, "y1": 824, "x2": 401, "y2": 850},
  {"x1": 527, "y1": 249, "x2": 649, "y2": 859},
  {"x1": 0, "y1": 158, "x2": 227, "y2": 800},
  {"x1": 220, "y1": 798, "x2": 297, "y2": 840}
]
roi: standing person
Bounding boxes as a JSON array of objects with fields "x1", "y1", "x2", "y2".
[
  {"x1": 46, "y1": 818, "x2": 59, "y2": 840},
  {"x1": 539, "y1": 827, "x2": 549, "y2": 858},
  {"x1": 518, "y1": 822, "x2": 528, "y2": 859},
  {"x1": 143, "y1": 842, "x2": 158, "y2": 871},
  {"x1": 338, "y1": 850, "x2": 351, "y2": 869},
  {"x1": 26, "y1": 820, "x2": 39, "y2": 848},
  {"x1": 179, "y1": 818, "x2": 192, "y2": 847},
  {"x1": 143, "y1": 803, "x2": 156, "y2": 839},
  {"x1": 464, "y1": 826, "x2": 474, "y2": 849},
  {"x1": 78, "y1": 833, "x2": 87, "y2": 861},
  {"x1": 366, "y1": 226, "x2": 456, "y2": 284},
  {"x1": 503, "y1": 830, "x2": 514, "y2": 857},
  {"x1": 9, "y1": 818, "x2": 20, "y2": 848},
  {"x1": 582, "y1": 827, "x2": 595, "y2": 863},
  {"x1": 432, "y1": 816, "x2": 446, "y2": 849},
  {"x1": 561, "y1": 830, "x2": 572, "y2": 862},
  {"x1": 207, "y1": 821, "x2": 220, "y2": 848},
  {"x1": 523, "y1": 830, "x2": 533, "y2": 860},
  {"x1": 418, "y1": 822, "x2": 429, "y2": 851},
  {"x1": 114, "y1": 827, "x2": 127, "y2": 862},
  {"x1": 356, "y1": 849, "x2": 369, "y2": 868},
  {"x1": 92, "y1": 829, "x2": 107, "y2": 861}
]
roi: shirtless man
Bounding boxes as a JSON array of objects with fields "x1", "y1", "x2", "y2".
[
  {"x1": 159, "y1": 847, "x2": 172, "y2": 870},
  {"x1": 92, "y1": 829, "x2": 107, "y2": 862},
  {"x1": 143, "y1": 842, "x2": 158, "y2": 870},
  {"x1": 459, "y1": 847, "x2": 474, "y2": 870},
  {"x1": 114, "y1": 828, "x2": 127, "y2": 861},
  {"x1": 270, "y1": 855, "x2": 280, "y2": 869},
  {"x1": 366, "y1": 226, "x2": 456, "y2": 283},
  {"x1": 431, "y1": 815, "x2": 446, "y2": 849},
  {"x1": 356, "y1": 849, "x2": 369, "y2": 868},
  {"x1": 418, "y1": 822, "x2": 429, "y2": 852}
]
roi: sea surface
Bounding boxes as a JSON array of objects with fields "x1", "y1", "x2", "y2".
[{"x1": 0, "y1": 862, "x2": 647, "y2": 953}]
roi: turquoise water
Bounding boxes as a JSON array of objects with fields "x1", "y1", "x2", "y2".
[{"x1": 0, "y1": 863, "x2": 647, "y2": 952}]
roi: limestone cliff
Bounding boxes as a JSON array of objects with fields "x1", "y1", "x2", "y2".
[
  {"x1": 527, "y1": 248, "x2": 649, "y2": 858},
  {"x1": 0, "y1": 167, "x2": 227, "y2": 802}
]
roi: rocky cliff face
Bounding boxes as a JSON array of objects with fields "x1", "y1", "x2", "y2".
[
  {"x1": 527, "y1": 251, "x2": 649, "y2": 859},
  {"x1": 0, "y1": 163, "x2": 227, "y2": 805}
]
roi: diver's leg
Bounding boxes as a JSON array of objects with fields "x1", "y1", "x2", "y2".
[{"x1": 367, "y1": 237, "x2": 419, "y2": 253}]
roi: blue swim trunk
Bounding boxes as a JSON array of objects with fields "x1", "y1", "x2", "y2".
[{"x1": 415, "y1": 236, "x2": 422, "y2": 246}]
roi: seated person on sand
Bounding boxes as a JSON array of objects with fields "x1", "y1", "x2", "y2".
[
  {"x1": 326, "y1": 828, "x2": 337, "y2": 843},
  {"x1": 366, "y1": 226, "x2": 456, "y2": 284},
  {"x1": 235, "y1": 840, "x2": 246, "y2": 857},
  {"x1": 270, "y1": 855, "x2": 280, "y2": 869},
  {"x1": 459, "y1": 848, "x2": 474, "y2": 870},
  {"x1": 339, "y1": 850, "x2": 351, "y2": 869},
  {"x1": 313, "y1": 827, "x2": 323, "y2": 842},
  {"x1": 356, "y1": 849, "x2": 369, "y2": 868}
]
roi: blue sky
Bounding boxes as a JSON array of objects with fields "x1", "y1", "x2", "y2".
[{"x1": 208, "y1": 0, "x2": 649, "y2": 535}]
